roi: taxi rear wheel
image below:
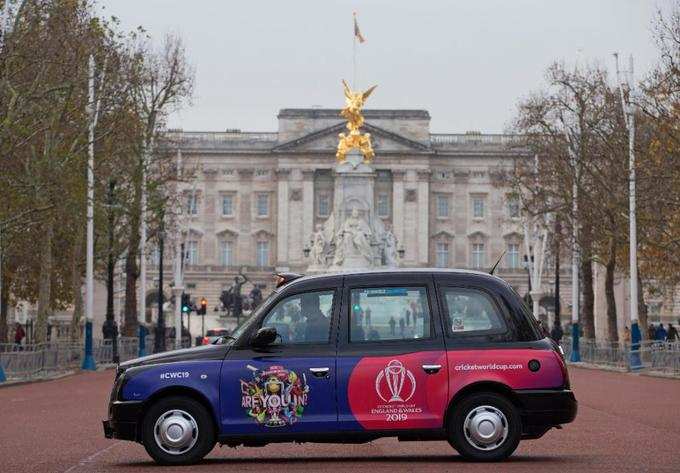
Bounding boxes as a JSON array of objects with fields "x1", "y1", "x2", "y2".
[
  {"x1": 142, "y1": 396, "x2": 216, "y2": 465},
  {"x1": 447, "y1": 392, "x2": 521, "y2": 462}
]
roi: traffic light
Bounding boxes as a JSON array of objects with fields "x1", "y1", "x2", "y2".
[
  {"x1": 181, "y1": 293, "x2": 191, "y2": 313},
  {"x1": 198, "y1": 298, "x2": 207, "y2": 315}
]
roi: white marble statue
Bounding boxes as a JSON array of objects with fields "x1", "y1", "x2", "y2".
[
  {"x1": 332, "y1": 208, "x2": 374, "y2": 266},
  {"x1": 382, "y1": 225, "x2": 398, "y2": 267},
  {"x1": 309, "y1": 224, "x2": 327, "y2": 266}
]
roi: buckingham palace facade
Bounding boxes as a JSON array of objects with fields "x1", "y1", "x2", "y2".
[{"x1": 150, "y1": 108, "x2": 564, "y2": 309}]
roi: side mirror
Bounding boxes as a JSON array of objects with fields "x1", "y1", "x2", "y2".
[{"x1": 251, "y1": 326, "x2": 277, "y2": 348}]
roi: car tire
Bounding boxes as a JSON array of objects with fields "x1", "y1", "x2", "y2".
[
  {"x1": 447, "y1": 392, "x2": 521, "y2": 462},
  {"x1": 142, "y1": 396, "x2": 216, "y2": 465}
]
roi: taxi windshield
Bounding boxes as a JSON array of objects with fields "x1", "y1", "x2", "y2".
[{"x1": 229, "y1": 289, "x2": 279, "y2": 341}]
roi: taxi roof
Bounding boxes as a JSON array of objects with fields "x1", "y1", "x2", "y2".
[{"x1": 281, "y1": 267, "x2": 506, "y2": 288}]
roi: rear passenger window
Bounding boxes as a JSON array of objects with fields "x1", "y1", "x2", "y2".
[
  {"x1": 442, "y1": 287, "x2": 506, "y2": 336},
  {"x1": 349, "y1": 287, "x2": 432, "y2": 342}
]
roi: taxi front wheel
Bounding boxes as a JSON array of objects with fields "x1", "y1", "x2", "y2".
[
  {"x1": 142, "y1": 396, "x2": 216, "y2": 465},
  {"x1": 447, "y1": 392, "x2": 521, "y2": 462}
]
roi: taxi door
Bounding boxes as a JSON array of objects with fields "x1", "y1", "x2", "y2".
[
  {"x1": 219, "y1": 277, "x2": 342, "y2": 436},
  {"x1": 336, "y1": 273, "x2": 449, "y2": 432}
]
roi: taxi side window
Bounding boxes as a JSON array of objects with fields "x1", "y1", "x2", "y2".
[
  {"x1": 349, "y1": 287, "x2": 431, "y2": 342},
  {"x1": 442, "y1": 287, "x2": 507, "y2": 336},
  {"x1": 261, "y1": 290, "x2": 334, "y2": 344}
]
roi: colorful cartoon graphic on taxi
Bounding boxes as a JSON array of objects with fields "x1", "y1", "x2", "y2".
[
  {"x1": 375, "y1": 360, "x2": 416, "y2": 403},
  {"x1": 240, "y1": 365, "x2": 309, "y2": 427}
]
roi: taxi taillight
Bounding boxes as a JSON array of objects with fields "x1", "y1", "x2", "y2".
[{"x1": 555, "y1": 350, "x2": 571, "y2": 389}]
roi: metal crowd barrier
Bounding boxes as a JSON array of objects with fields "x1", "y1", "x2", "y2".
[
  {"x1": 0, "y1": 336, "x2": 192, "y2": 382},
  {"x1": 5, "y1": 335, "x2": 676, "y2": 381},
  {"x1": 561, "y1": 336, "x2": 680, "y2": 375}
]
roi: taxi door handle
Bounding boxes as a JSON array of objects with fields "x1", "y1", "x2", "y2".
[
  {"x1": 309, "y1": 367, "x2": 330, "y2": 378},
  {"x1": 422, "y1": 364, "x2": 442, "y2": 374}
]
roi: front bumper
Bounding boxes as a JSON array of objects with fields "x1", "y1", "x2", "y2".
[
  {"x1": 515, "y1": 389, "x2": 577, "y2": 438},
  {"x1": 103, "y1": 400, "x2": 143, "y2": 442}
]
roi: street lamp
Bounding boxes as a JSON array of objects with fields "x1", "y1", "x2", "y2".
[
  {"x1": 102, "y1": 179, "x2": 119, "y2": 363},
  {"x1": 614, "y1": 53, "x2": 641, "y2": 369},
  {"x1": 154, "y1": 210, "x2": 166, "y2": 354},
  {"x1": 554, "y1": 219, "x2": 561, "y2": 331},
  {"x1": 523, "y1": 252, "x2": 534, "y2": 306}
]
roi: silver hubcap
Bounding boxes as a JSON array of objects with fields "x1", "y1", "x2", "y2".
[
  {"x1": 153, "y1": 409, "x2": 199, "y2": 455},
  {"x1": 463, "y1": 405, "x2": 509, "y2": 451}
]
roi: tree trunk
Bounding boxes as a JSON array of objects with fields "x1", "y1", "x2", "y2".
[
  {"x1": 580, "y1": 224, "x2": 596, "y2": 339},
  {"x1": 554, "y1": 219, "x2": 561, "y2": 328},
  {"x1": 69, "y1": 233, "x2": 84, "y2": 342},
  {"x1": 123, "y1": 211, "x2": 141, "y2": 337},
  {"x1": 0, "y1": 272, "x2": 9, "y2": 344},
  {"x1": 35, "y1": 218, "x2": 54, "y2": 344},
  {"x1": 637, "y1": 269, "x2": 648, "y2": 339},
  {"x1": 605, "y1": 237, "x2": 619, "y2": 342}
]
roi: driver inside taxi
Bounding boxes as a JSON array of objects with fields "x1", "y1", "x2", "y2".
[{"x1": 301, "y1": 293, "x2": 329, "y2": 342}]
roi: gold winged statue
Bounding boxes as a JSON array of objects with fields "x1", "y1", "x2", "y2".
[{"x1": 336, "y1": 80, "x2": 377, "y2": 164}]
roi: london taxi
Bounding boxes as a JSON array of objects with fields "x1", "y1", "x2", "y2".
[{"x1": 103, "y1": 269, "x2": 577, "y2": 465}]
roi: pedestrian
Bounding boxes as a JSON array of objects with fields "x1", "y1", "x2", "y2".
[
  {"x1": 388, "y1": 316, "x2": 396, "y2": 336},
  {"x1": 655, "y1": 323, "x2": 668, "y2": 341},
  {"x1": 623, "y1": 326, "x2": 631, "y2": 345},
  {"x1": 249, "y1": 285, "x2": 263, "y2": 309},
  {"x1": 399, "y1": 317, "x2": 405, "y2": 336},
  {"x1": 648, "y1": 324, "x2": 656, "y2": 341},
  {"x1": 550, "y1": 322, "x2": 563, "y2": 343},
  {"x1": 667, "y1": 323, "x2": 678, "y2": 342},
  {"x1": 14, "y1": 322, "x2": 26, "y2": 350}
]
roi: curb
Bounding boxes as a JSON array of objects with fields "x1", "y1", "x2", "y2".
[
  {"x1": 0, "y1": 370, "x2": 79, "y2": 389},
  {"x1": 0, "y1": 366, "x2": 117, "y2": 388}
]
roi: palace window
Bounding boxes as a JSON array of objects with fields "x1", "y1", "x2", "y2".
[
  {"x1": 186, "y1": 194, "x2": 198, "y2": 215},
  {"x1": 219, "y1": 240, "x2": 233, "y2": 266},
  {"x1": 222, "y1": 195, "x2": 234, "y2": 217},
  {"x1": 436, "y1": 242, "x2": 449, "y2": 268},
  {"x1": 471, "y1": 243, "x2": 485, "y2": 268},
  {"x1": 150, "y1": 245, "x2": 160, "y2": 266},
  {"x1": 186, "y1": 240, "x2": 199, "y2": 265},
  {"x1": 256, "y1": 241, "x2": 269, "y2": 267},
  {"x1": 506, "y1": 243, "x2": 520, "y2": 269},
  {"x1": 472, "y1": 196, "x2": 485, "y2": 219},
  {"x1": 318, "y1": 194, "x2": 330, "y2": 217},
  {"x1": 507, "y1": 196, "x2": 520, "y2": 218},
  {"x1": 436, "y1": 195, "x2": 449, "y2": 218},
  {"x1": 377, "y1": 193, "x2": 390, "y2": 218},
  {"x1": 256, "y1": 193, "x2": 269, "y2": 217}
]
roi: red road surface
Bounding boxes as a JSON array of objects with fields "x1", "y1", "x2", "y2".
[{"x1": 1, "y1": 366, "x2": 679, "y2": 472}]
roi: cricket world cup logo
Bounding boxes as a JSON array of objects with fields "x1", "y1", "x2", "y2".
[{"x1": 375, "y1": 360, "x2": 416, "y2": 403}]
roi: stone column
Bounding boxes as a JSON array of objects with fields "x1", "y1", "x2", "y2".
[
  {"x1": 392, "y1": 170, "x2": 406, "y2": 248},
  {"x1": 276, "y1": 169, "x2": 291, "y2": 266},
  {"x1": 237, "y1": 169, "x2": 254, "y2": 266},
  {"x1": 302, "y1": 170, "x2": 315, "y2": 256},
  {"x1": 417, "y1": 170, "x2": 431, "y2": 265},
  {"x1": 202, "y1": 167, "x2": 218, "y2": 264}
]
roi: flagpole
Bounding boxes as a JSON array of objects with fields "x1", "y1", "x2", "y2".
[{"x1": 352, "y1": 13, "x2": 357, "y2": 88}]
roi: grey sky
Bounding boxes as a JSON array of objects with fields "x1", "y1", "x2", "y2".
[{"x1": 98, "y1": 0, "x2": 668, "y2": 134}]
